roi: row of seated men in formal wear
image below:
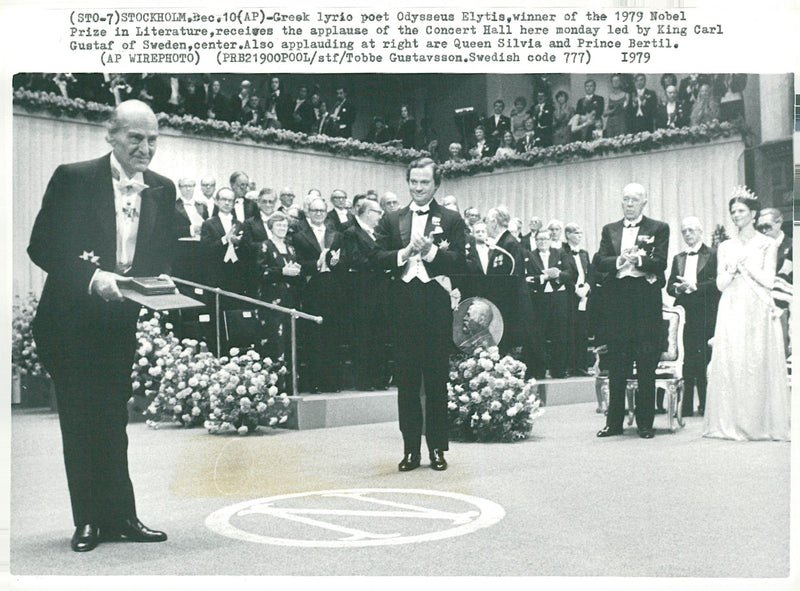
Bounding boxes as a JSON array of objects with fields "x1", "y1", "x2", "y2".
[{"x1": 448, "y1": 73, "x2": 747, "y2": 158}]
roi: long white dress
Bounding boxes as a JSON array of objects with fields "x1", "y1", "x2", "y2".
[{"x1": 703, "y1": 232, "x2": 791, "y2": 441}]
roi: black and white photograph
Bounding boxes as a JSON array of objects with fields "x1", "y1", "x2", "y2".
[{"x1": 2, "y1": 2, "x2": 798, "y2": 591}]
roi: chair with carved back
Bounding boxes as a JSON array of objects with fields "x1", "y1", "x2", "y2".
[{"x1": 593, "y1": 304, "x2": 686, "y2": 431}]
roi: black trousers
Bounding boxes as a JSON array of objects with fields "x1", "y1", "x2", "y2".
[{"x1": 393, "y1": 279, "x2": 452, "y2": 453}]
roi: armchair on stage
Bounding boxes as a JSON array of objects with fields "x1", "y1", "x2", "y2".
[{"x1": 593, "y1": 304, "x2": 686, "y2": 431}]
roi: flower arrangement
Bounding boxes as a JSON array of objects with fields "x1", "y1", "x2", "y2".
[
  {"x1": 131, "y1": 310, "x2": 176, "y2": 399},
  {"x1": 447, "y1": 346, "x2": 543, "y2": 442},
  {"x1": 203, "y1": 348, "x2": 291, "y2": 435},
  {"x1": 11, "y1": 293, "x2": 48, "y2": 378}
]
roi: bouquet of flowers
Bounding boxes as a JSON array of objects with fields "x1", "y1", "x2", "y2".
[
  {"x1": 11, "y1": 293, "x2": 48, "y2": 378},
  {"x1": 447, "y1": 346, "x2": 543, "y2": 442},
  {"x1": 144, "y1": 335, "x2": 216, "y2": 428},
  {"x1": 204, "y1": 348, "x2": 292, "y2": 435},
  {"x1": 131, "y1": 310, "x2": 177, "y2": 399}
]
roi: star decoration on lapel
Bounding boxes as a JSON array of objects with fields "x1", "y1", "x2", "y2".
[
  {"x1": 438, "y1": 239, "x2": 450, "y2": 251},
  {"x1": 79, "y1": 250, "x2": 100, "y2": 266}
]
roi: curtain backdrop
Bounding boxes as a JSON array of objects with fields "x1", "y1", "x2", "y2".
[{"x1": 13, "y1": 110, "x2": 744, "y2": 299}]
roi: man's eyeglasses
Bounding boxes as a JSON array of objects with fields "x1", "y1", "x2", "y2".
[
  {"x1": 308, "y1": 208, "x2": 326, "y2": 213},
  {"x1": 756, "y1": 223, "x2": 776, "y2": 232}
]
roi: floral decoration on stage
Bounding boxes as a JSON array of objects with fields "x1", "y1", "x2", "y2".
[
  {"x1": 447, "y1": 346, "x2": 543, "y2": 442},
  {"x1": 133, "y1": 311, "x2": 291, "y2": 435},
  {"x1": 14, "y1": 89, "x2": 745, "y2": 176},
  {"x1": 11, "y1": 293, "x2": 48, "y2": 378}
]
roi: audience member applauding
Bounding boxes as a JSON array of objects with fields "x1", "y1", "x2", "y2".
[
  {"x1": 667, "y1": 217, "x2": 719, "y2": 417},
  {"x1": 289, "y1": 84, "x2": 315, "y2": 133},
  {"x1": 552, "y1": 90, "x2": 574, "y2": 145},
  {"x1": 574, "y1": 79, "x2": 604, "y2": 141},
  {"x1": 516, "y1": 117, "x2": 537, "y2": 153},
  {"x1": 482, "y1": 99, "x2": 511, "y2": 148},
  {"x1": 205, "y1": 79, "x2": 228, "y2": 121},
  {"x1": 703, "y1": 188, "x2": 790, "y2": 441},
  {"x1": 689, "y1": 83, "x2": 720, "y2": 126},
  {"x1": 530, "y1": 90, "x2": 555, "y2": 147},
  {"x1": 628, "y1": 74, "x2": 658, "y2": 134},
  {"x1": 395, "y1": 104, "x2": 417, "y2": 149},
  {"x1": 656, "y1": 84, "x2": 688, "y2": 130},
  {"x1": 329, "y1": 86, "x2": 356, "y2": 137},
  {"x1": 256, "y1": 211, "x2": 302, "y2": 369},
  {"x1": 201, "y1": 187, "x2": 247, "y2": 299},
  {"x1": 509, "y1": 96, "x2": 529, "y2": 141},
  {"x1": 469, "y1": 126, "x2": 493, "y2": 159}
]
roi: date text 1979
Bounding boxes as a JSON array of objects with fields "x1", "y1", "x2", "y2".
[{"x1": 613, "y1": 10, "x2": 687, "y2": 23}]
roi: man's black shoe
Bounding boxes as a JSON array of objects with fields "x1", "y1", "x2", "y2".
[
  {"x1": 638, "y1": 428, "x2": 655, "y2": 439},
  {"x1": 596, "y1": 426, "x2": 623, "y2": 438},
  {"x1": 102, "y1": 519, "x2": 167, "y2": 543},
  {"x1": 429, "y1": 449, "x2": 447, "y2": 471},
  {"x1": 71, "y1": 524, "x2": 100, "y2": 552},
  {"x1": 398, "y1": 453, "x2": 421, "y2": 472}
]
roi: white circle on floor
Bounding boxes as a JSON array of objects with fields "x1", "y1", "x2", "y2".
[{"x1": 205, "y1": 488, "x2": 505, "y2": 547}]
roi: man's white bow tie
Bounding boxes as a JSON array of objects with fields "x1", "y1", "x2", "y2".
[{"x1": 116, "y1": 179, "x2": 148, "y2": 194}]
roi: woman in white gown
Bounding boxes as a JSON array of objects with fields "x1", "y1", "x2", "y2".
[{"x1": 703, "y1": 187, "x2": 791, "y2": 441}]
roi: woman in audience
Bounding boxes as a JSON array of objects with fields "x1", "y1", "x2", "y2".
[
  {"x1": 569, "y1": 111, "x2": 597, "y2": 141},
  {"x1": 257, "y1": 212, "x2": 302, "y2": 367},
  {"x1": 509, "y1": 96, "x2": 529, "y2": 141},
  {"x1": 447, "y1": 142, "x2": 465, "y2": 162},
  {"x1": 551, "y1": 90, "x2": 574, "y2": 145},
  {"x1": 395, "y1": 104, "x2": 417, "y2": 149},
  {"x1": 603, "y1": 74, "x2": 630, "y2": 138},
  {"x1": 689, "y1": 83, "x2": 720, "y2": 126},
  {"x1": 494, "y1": 131, "x2": 518, "y2": 159},
  {"x1": 703, "y1": 188, "x2": 790, "y2": 441}
]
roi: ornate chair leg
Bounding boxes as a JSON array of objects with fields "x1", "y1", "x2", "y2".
[
  {"x1": 626, "y1": 381, "x2": 636, "y2": 426},
  {"x1": 675, "y1": 380, "x2": 685, "y2": 428},
  {"x1": 666, "y1": 383, "x2": 675, "y2": 431}
]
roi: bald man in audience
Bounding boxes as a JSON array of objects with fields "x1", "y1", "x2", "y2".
[{"x1": 380, "y1": 191, "x2": 400, "y2": 214}]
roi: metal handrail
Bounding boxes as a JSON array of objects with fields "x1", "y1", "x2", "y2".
[{"x1": 170, "y1": 276, "x2": 323, "y2": 397}]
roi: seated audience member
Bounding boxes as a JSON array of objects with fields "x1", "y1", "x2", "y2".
[
  {"x1": 290, "y1": 196, "x2": 345, "y2": 392},
  {"x1": 563, "y1": 223, "x2": 593, "y2": 375},
  {"x1": 256, "y1": 211, "x2": 302, "y2": 369},
  {"x1": 239, "y1": 95, "x2": 264, "y2": 127},
  {"x1": 494, "y1": 131, "x2": 518, "y2": 158},
  {"x1": 516, "y1": 117, "x2": 537, "y2": 153},
  {"x1": 656, "y1": 84, "x2": 688, "y2": 129},
  {"x1": 713, "y1": 74, "x2": 747, "y2": 122},
  {"x1": 524, "y1": 229, "x2": 576, "y2": 378},
  {"x1": 530, "y1": 90, "x2": 555, "y2": 147},
  {"x1": 552, "y1": 90, "x2": 574, "y2": 145},
  {"x1": 180, "y1": 78, "x2": 207, "y2": 119},
  {"x1": 380, "y1": 191, "x2": 400, "y2": 215},
  {"x1": 365, "y1": 116, "x2": 392, "y2": 144},
  {"x1": 520, "y1": 217, "x2": 543, "y2": 253},
  {"x1": 485, "y1": 206, "x2": 525, "y2": 276},
  {"x1": 469, "y1": 126, "x2": 494, "y2": 159},
  {"x1": 509, "y1": 96, "x2": 529, "y2": 141},
  {"x1": 574, "y1": 79, "x2": 604, "y2": 141},
  {"x1": 395, "y1": 104, "x2": 417, "y2": 149},
  {"x1": 326, "y1": 189, "x2": 355, "y2": 231},
  {"x1": 329, "y1": 87, "x2": 356, "y2": 137},
  {"x1": 200, "y1": 187, "x2": 248, "y2": 298},
  {"x1": 447, "y1": 142, "x2": 466, "y2": 162},
  {"x1": 482, "y1": 99, "x2": 512, "y2": 147},
  {"x1": 689, "y1": 83, "x2": 720, "y2": 126},
  {"x1": 206, "y1": 79, "x2": 229, "y2": 121},
  {"x1": 628, "y1": 74, "x2": 658, "y2": 133},
  {"x1": 229, "y1": 80, "x2": 252, "y2": 124},
  {"x1": 289, "y1": 84, "x2": 315, "y2": 133},
  {"x1": 341, "y1": 198, "x2": 390, "y2": 390}
]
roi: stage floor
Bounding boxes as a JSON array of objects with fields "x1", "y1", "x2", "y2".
[{"x1": 8, "y1": 402, "x2": 793, "y2": 589}]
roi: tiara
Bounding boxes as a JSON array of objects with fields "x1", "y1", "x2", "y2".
[{"x1": 730, "y1": 185, "x2": 757, "y2": 200}]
